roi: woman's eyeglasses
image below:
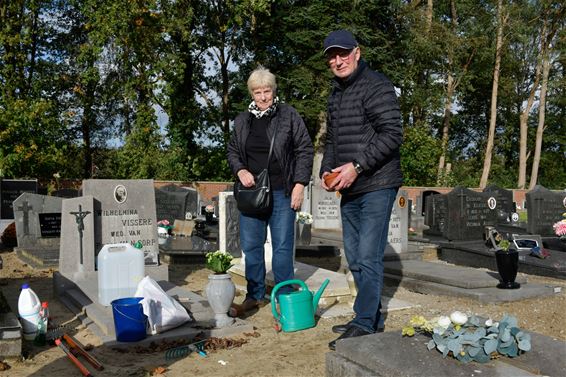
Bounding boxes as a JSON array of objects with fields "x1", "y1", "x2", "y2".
[{"x1": 325, "y1": 48, "x2": 356, "y2": 64}]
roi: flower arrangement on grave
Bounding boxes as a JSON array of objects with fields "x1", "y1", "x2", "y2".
[
  {"x1": 157, "y1": 219, "x2": 172, "y2": 230},
  {"x1": 205, "y1": 250, "x2": 234, "y2": 274},
  {"x1": 402, "y1": 311, "x2": 531, "y2": 363},
  {"x1": 296, "y1": 212, "x2": 313, "y2": 225},
  {"x1": 205, "y1": 204, "x2": 215, "y2": 214},
  {"x1": 553, "y1": 213, "x2": 566, "y2": 240}
]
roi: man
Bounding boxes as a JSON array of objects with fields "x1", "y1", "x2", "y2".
[{"x1": 320, "y1": 30, "x2": 403, "y2": 350}]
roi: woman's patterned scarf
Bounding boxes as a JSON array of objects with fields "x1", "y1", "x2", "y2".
[{"x1": 248, "y1": 96, "x2": 279, "y2": 119}]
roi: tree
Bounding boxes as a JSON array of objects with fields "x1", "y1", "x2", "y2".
[{"x1": 479, "y1": 0, "x2": 507, "y2": 189}]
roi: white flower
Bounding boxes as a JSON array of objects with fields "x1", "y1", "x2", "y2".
[
  {"x1": 485, "y1": 318, "x2": 493, "y2": 327},
  {"x1": 450, "y1": 311, "x2": 468, "y2": 325},
  {"x1": 53, "y1": 172, "x2": 61, "y2": 179},
  {"x1": 437, "y1": 316, "x2": 451, "y2": 328}
]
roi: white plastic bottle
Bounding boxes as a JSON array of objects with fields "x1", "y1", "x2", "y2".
[{"x1": 18, "y1": 284, "x2": 41, "y2": 340}]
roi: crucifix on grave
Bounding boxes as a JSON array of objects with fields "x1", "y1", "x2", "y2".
[
  {"x1": 70, "y1": 205, "x2": 91, "y2": 265},
  {"x1": 16, "y1": 201, "x2": 34, "y2": 236}
]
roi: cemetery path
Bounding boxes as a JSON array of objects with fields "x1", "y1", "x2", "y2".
[{"x1": 0, "y1": 249, "x2": 564, "y2": 377}]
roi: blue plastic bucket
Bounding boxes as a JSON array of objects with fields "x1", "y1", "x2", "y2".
[{"x1": 111, "y1": 297, "x2": 147, "y2": 342}]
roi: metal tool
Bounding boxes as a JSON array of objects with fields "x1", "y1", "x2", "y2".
[
  {"x1": 55, "y1": 338, "x2": 92, "y2": 377},
  {"x1": 164, "y1": 340, "x2": 207, "y2": 360},
  {"x1": 63, "y1": 333, "x2": 104, "y2": 370}
]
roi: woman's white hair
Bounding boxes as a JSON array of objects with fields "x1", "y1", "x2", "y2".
[{"x1": 247, "y1": 66, "x2": 277, "y2": 95}]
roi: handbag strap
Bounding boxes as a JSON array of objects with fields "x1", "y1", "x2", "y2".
[{"x1": 266, "y1": 129, "x2": 276, "y2": 172}]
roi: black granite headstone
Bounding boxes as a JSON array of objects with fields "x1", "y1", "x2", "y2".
[
  {"x1": 52, "y1": 188, "x2": 79, "y2": 198},
  {"x1": 0, "y1": 179, "x2": 38, "y2": 219},
  {"x1": 155, "y1": 184, "x2": 199, "y2": 223},
  {"x1": 483, "y1": 184, "x2": 516, "y2": 223},
  {"x1": 423, "y1": 194, "x2": 447, "y2": 236},
  {"x1": 526, "y1": 185, "x2": 566, "y2": 236},
  {"x1": 444, "y1": 187, "x2": 498, "y2": 241}
]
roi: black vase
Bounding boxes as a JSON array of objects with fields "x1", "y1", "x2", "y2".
[{"x1": 495, "y1": 249, "x2": 521, "y2": 289}]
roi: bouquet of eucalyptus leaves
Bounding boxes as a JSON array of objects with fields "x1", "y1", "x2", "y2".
[
  {"x1": 205, "y1": 250, "x2": 234, "y2": 274},
  {"x1": 402, "y1": 312, "x2": 531, "y2": 363}
]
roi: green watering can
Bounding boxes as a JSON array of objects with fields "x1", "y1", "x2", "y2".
[{"x1": 271, "y1": 278, "x2": 330, "y2": 332}]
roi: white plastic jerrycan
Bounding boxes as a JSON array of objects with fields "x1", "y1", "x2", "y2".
[{"x1": 97, "y1": 243, "x2": 145, "y2": 306}]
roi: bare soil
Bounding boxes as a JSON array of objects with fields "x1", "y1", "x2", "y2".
[{"x1": 0, "y1": 249, "x2": 564, "y2": 377}]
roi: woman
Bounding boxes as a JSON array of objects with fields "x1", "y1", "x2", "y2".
[{"x1": 227, "y1": 66, "x2": 314, "y2": 312}]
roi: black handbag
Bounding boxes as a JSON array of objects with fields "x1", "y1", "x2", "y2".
[{"x1": 233, "y1": 130, "x2": 276, "y2": 215}]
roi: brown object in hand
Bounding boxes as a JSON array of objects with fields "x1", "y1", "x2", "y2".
[{"x1": 324, "y1": 172, "x2": 340, "y2": 188}]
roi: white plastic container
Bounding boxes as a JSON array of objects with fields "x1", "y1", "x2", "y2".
[
  {"x1": 97, "y1": 243, "x2": 145, "y2": 306},
  {"x1": 18, "y1": 284, "x2": 41, "y2": 340}
]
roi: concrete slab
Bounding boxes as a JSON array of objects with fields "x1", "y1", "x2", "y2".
[
  {"x1": 437, "y1": 239, "x2": 566, "y2": 279},
  {"x1": 0, "y1": 312, "x2": 22, "y2": 357},
  {"x1": 384, "y1": 272, "x2": 561, "y2": 303},
  {"x1": 327, "y1": 330, "x2": 566, "y2": 377},
  {"x1": 230, "y1": 261, "x2": 420, "y2": 318},
  {"x1": 230, "y1": 260, "x2": 351, "y2": 304},
  {"x1": 384, "y1": 259, "x2": 528, "y2": 289},
  {"x1": 318, "y1": 297, "x2": 419, "y2": 319},
  {"x1": 15, "y1": 248, "x2": 59, "y2": 268},
  {"x1": 53, "y1": 271, "x2": 254, "y2": 347}
]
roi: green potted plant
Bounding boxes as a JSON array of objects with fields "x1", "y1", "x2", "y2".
[{"x1": 204, "y1": 251, "x2": 235, "y2": 328}]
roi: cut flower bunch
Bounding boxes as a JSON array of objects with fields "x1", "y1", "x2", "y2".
[
  {"x1": 205, "y1": 250, "x2": 234, "y2": 274},
  {"x1": 553, "y1": 212, "x2": 566, "y2": 239},
  {"x1": 402, "y1": 311, "x2": 531, "y2": 363},
  {"x1": 296, "y1": 212, "x2": 313, "y2": 225}
]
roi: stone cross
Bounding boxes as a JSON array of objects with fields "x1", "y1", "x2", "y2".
[
  {"x1": 16, "y1": 201, "x2": 34, "y2": 235},
  {"x1": 70, "y1": 205, "x2": 91, "y2": 265}
]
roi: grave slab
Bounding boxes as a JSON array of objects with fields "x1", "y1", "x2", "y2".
[
  {"x1": 13, "y1": 193, "x2": 63, "y2": 251},
  {"x1": 438, "y1": 239, "x2": 566, "y2": 279},
  {"x1": 53, "y1": 271, "x2": 253, "y2": 346},
  {"x1": 327, "y1": 331, "x2": 566, "y2": 377},
  {"x1": 384, "y1": 260, "x2": 528, "y2": 289}
]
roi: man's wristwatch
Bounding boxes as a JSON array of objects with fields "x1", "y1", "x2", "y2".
[{"x1": 352, "y1": 160, "x2": 364, "y2": 174}]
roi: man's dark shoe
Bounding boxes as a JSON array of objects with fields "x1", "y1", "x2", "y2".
[
  {"x1": 331, "y1": 323, "x2": 350, "y2": 334},
  {"x1": 328, "y1": 326, "x2": 372, "y2": 350}
]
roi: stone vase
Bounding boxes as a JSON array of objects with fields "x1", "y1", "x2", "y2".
[
  {"x1": 495, "y1": 249, "x2": 521, "y2": 289},
  {"x1": 205, "y1": 273, "x2": 236, "y2": 327},
  {"x1": 296, "y1": 223, "x2": 312, "y2": 246}
]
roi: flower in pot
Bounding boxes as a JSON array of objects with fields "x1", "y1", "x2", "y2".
[
  {"x1": 205, "y1": 251, "x2": 235, "y2": 327},
  {"x1": 495, "y1": 238, "x2": 521, "y2": 290},
  {"x1": 295, "y1": 212, "x2": 313, "y2": 246}
]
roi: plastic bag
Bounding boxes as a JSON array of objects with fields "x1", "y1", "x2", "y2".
[{"x1": 134, "y1": 276, "x2": 193, "y2": 334}]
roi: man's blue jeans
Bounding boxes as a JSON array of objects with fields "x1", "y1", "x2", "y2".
[
  {"x1": 341, "y1": 188, "x2": 398, "y2": 333},
  {"x1": 239, "y1": 190, "x2": 295, "y2": 301}
]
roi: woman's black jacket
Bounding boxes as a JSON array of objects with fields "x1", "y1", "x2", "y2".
[{"x1": 227, "y1": 104, "x2": 314, "y2": 196}]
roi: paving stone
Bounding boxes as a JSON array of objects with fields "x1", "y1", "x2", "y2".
[{"x1": 327, "y1": 330, "x2": 566, "y2": 377}]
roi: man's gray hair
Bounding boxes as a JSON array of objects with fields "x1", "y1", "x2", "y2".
[{"x1": 247, "y1": 66, "x2": 277, "y2": 95}]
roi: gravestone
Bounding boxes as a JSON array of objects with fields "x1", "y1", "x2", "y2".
[
  {"x1": 483, "y1": 184, "x2": 517, "y2": 223},
  {"x1": 444, "y1": 187, "x2": 498, "y2": 241},
  {"x1": 386, "y1": 190, "x2": 409, "y2": 253},
  {"x1": 172, "y1": 219, "x2": 195, "y2": 237},
  {"x1": 82, "y1": 179, "x2": 159, "y2": 265},
  {"x1": 218, "y1": 192, "x2": 241, "y2": 257},
  {"x1": 526, "y1": 185, "x2": 566, "y2": 236},
  {"x1": 423, "y1": 194, "x2": 448, "y2": 236},
  {"x1": 312, "y1": 187, "x2": 341, "y2": 230},
  {"x1": 59, "y1": 196, "x2": 96, "y2": 278},
  {"x1": 155, "y1": 185, "x2": 199, "y2": 223},
  {"x1": 13, "y1": 193, "x2": 63, "y2": 251},
  {"x1": 425, "y1": 187, "x2": 498, "y2": 241},
  {"x1": 0, "y1": 179, "x2": 38, "y2": 219},
  {"x1": 417, "y1": 190, "x2": 441, "y2": 217},
  {"x1": 52, "y1": 188, "x2": 80, "y2": 198}
]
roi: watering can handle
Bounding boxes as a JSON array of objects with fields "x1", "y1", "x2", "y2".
[{"x1": 270, "y1": 279, "x2": 308, "y2": 321}]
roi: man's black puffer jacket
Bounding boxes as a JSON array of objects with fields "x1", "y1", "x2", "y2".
[
  {"x1": 320, "y1": 60, "x2": 403, "y2": 196},
  {"x1": 227, "y1": 104, "x2": 314, "y2": 196}
]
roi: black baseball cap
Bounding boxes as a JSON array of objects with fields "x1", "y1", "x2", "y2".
[{"x1": 323, "y1": 30, "x2": 358, "y2": 53}]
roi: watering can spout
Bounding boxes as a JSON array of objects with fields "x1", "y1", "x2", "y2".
[{"x1": 312, "y1": 279, "x2": 330, "y2": 311}]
